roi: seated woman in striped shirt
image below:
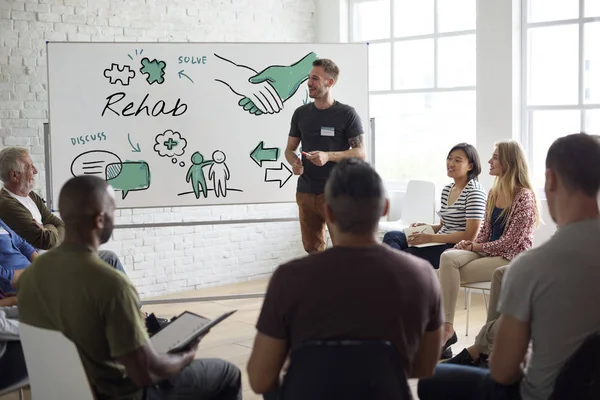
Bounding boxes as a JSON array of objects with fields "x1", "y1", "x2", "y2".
[
  {"x1": 438, "y1": 140, "x2": 539, "y2": 359},
  {"x1": 382, "y1": 143, "x2": 487, "y2": 269}
]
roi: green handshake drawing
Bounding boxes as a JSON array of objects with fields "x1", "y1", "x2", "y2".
[{"x1": 214, "y1": 52, "x2": 318, "y2": 116}]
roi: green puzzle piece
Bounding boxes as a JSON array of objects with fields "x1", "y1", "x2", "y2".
[{"x1": 140, "y1": 57, "x2": 166, "y2": 85}]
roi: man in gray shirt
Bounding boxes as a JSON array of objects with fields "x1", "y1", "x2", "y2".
[
  {"x1": 284, "y1": 58, "x2": 365, "y2": 254},
  {"x1": 418, "y1": 132, "x2": 600, "y2": 400}
]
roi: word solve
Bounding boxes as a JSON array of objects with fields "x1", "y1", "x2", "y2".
[{"x1": 178, "y1": 56, "x2": 207, "y2": 65}]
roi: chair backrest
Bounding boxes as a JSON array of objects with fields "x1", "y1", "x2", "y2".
[
  {"x1": 549, "y1": 332, "x2": 600, "y2": 400},
  {"x1": 19, "y1": 322, "x2": 95, "y2": 400},
  {"x1": 402, "y1": 180, "x2": 436, "y2": 224},
  {"x1": 280, "y1": 340, "x2": 411, "y2": 400}
]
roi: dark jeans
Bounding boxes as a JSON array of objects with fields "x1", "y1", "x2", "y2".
[
  {"x1": 98, "y1": 250, "x2": 126, "y2": 274},
  {"x1": 382, "y1": 230, "x2": 454, "y2": 269},
  {"x1": 145, "y1": 358, "x2": 242, "y2": 400},
  {"x1": 418, "y1": 364, "x2": 521, "y2": 400},
  {"x1": 0, "y1": 341, "x2": 27, "y2": 390}
]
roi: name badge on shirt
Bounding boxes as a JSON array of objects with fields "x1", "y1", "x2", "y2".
[{"x1": 320, "y1": 127, "x2": 335, "y2": 137}]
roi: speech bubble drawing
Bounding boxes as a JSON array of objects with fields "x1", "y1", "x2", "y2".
[
  {"x1": 71, "y1": 150, "x2": 122, "y2": 180},
  {"x1": 106, "y1": 161, "x2": 151, "y2": 199},
  {"x1": 154, "y1": 129, "x2": 187, "y2": 157}
]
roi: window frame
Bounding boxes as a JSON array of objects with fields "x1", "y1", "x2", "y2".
[
  {"x1": 348, "y1": 0, "x2": 476, "y2": 189},
  {"x1": 521, "y1": 0, "x2": 600, "y2": 190}
]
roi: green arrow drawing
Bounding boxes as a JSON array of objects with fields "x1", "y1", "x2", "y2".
[
  {"x1": 250, "y1": 141, "x2": 280, "y2": 167},
  {"x1": 178, "y1": 69, "x2": 194, "y2": 83},
  {"x1": 127, "y1": 133, "x2": 141, "y2": 152}
]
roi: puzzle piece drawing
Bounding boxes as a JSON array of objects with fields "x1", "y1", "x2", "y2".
[
  {"x1": 103, "y1": 63, "x2": 136, "y2": 86},
  {"x1": 140, "y1": 57, "x2": 167, "y2": 85}
]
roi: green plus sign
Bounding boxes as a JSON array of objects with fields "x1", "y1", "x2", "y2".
[{"x1": 163, "y1": 138, "x2": 178, "y2": 150}]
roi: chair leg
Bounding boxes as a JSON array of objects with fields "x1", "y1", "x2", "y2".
[
  {"x1": 19, "y1": 388, "x2": 24, "y2": 400},
  {"x1": 466, "y1": 289, "x2": 471, "y2": 336},
  {"x1": 464, "y1": 287, "x2": 467, "y2": 309}
]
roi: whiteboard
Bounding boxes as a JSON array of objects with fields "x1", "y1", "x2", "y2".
[{"x1": 46, "y1": 42, "x2": 369, "y2": 209}]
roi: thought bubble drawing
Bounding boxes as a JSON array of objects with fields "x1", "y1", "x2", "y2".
[
  {"x1": 154, "y1": 129, "x2": 187, "y2": 158},
  {"x1": 106, "y1": 161, "x2": 151, "y2": 199},
  {"x1": 71, "y1": 150, "x2": 122, "y2": 180}
]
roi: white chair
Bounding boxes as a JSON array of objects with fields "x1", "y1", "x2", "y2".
[
  {"x1": 19, "y1": 323, "x2": 95, "y2": 400},
  {"x1": 460, "y1": 281, "x2": 491, "y2": 336},
  {"x1": 378, "y1": 180, "x2": 437, "y2": 240},
  {"x1": 0, "y1": 377, "x2": 28, "y2": 400}
]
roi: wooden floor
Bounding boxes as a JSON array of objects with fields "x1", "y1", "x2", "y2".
[{"x1": 0, "y1": 278, "x2": 490, "y2": 400}]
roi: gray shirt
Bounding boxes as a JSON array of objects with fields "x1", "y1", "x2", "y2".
[
  {"x1": 499, "y1": 218, "x2": 600, "y2": 400},
  {"x1": 289, "y1": 101, "x2": 363, "y2": 194}
]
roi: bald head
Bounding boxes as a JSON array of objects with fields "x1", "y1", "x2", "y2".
[{"x1": 59, "y1": 175, "x2": 115, "y2": 224}]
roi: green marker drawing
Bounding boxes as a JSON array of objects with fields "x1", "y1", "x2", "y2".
[
  {"x1": 106, "y1": 161, "x2": 151, "y2": 199},
  {"x1": 250, "y1": 141, "x2": 280, "y2": 167},
  {"x1": 178, "y1": 69, "x2": 194, "y2": 83},
  {"x1": 214, "y1": 52, "x2": 318, "y2": 116},
  {"x1": 140, "y1": 57, "x2": 166, "y2": 85},
  {"x1": 249, "y1": 52, "x2": 318, "y2": 103},
  {"x1": 127, "y1": 133, "x2": 141, "y2": 152}
]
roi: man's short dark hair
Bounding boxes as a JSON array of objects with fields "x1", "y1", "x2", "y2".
[
  {"x1": 546, "y1": 133, "x2": 600, "y2": 197},
  {"x1": 324, "y1": 158, "x2": 385, "y2": 234},
  {"x1": 313, "y1": 58, "x2": 340, "y2": 82},
  {"x1": 58, "y1": 175, "x2": 112, "y2": 221}
]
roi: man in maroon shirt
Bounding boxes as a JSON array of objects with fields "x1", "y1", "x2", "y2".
[{"x1": 246, "y1": 158, "x2": 444, "y2": 397}]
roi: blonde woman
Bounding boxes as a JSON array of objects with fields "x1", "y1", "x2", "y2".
[{"x1": 438, "y1": 140, "x2": 539, "y2": 359}]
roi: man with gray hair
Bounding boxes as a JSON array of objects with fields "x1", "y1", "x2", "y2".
[{"x1": 0, "y1": 147, "x2": 126, "y2": 273}]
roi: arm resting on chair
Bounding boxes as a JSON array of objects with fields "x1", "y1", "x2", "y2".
[
  {"x1": 247, "y1": 332, "x2": 288, "y2": 394},
  {"x1": 410, "y1": 326, "x2": 443, "y2": 378}
]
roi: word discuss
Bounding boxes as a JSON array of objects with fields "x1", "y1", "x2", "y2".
[{"x1": 71, "y1": 132, "x2": 107, "y2": 146}]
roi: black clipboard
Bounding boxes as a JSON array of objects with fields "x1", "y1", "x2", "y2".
[{"x1": 150, "y1": 310, "x2": 237, "y2": 354}]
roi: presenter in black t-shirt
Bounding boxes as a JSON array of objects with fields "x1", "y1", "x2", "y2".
[{"x1": 284, "y1": 58, "x2": 365, "y2": 253}]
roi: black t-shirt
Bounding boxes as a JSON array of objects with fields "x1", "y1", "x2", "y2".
[
  {"x1": 256, "y1": 245, "x2": 443, "y2": 373},
  {"x1": 289, "y1": 101, "x2": 364, "y2": 194}
]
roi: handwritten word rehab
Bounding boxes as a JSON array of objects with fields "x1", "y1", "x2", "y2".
[{"x1": 102, "y1": 92, "x2": 188, "y2": 117}]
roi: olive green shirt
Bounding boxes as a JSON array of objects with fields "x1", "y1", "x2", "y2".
[
  {"x1": 0, "y1": 188, "x2": 65, "y2": 250},
  {"x1": 17, "y1": 244, "x2": 148, "y2": 400}
]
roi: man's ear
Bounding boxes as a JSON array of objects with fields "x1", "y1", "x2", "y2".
[
  {"x1": 94, "y1": 212, "x2": 105, "y2": 231},
  {"x1": 545, "y1": 169, "x2": 558, "y2": 193},
  {"x1": 382, "y1": 198, "x2": 390, "y2": 218},
  {"x1": 323, "y1": 203, "x2": 335, "y2": 225}
]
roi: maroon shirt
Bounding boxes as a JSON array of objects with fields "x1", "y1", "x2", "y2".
[{"x1": 256, "y1": 244, "x2": 443, "y2": 373}]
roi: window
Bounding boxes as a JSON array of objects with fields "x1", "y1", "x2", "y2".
[
  {"x1": 523, "y1": 1, "x2": 600, "y2": 189},
  {"x1": 350, "y1": 0, "x2": 476, "y2": 189}
]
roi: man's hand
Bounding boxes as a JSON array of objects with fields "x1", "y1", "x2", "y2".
[
  {"x1": 11, "y1": 269, "x2": 25, "y2": 288},
  {"x1": 306, "y1": 151, "x2": 329, "y2": 166},
  {"x1": 33, "y1": 220, "x2": 44, "y2": 230},
  {"x1": 292, "y1": 158, "x2": 303, "y2": 175}
]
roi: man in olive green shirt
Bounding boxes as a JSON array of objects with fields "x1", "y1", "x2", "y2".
[{"x1": 17, "y1": 175, "x2": 241, "y2": 400}]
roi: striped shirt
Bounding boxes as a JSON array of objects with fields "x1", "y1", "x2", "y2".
[{"x1": 438, "y1": 180, "x2": 487, "y2": 235}]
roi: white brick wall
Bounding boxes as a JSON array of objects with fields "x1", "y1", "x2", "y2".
[{"x1": 0, "y1": 0, "x2": 315, "y2": 297}]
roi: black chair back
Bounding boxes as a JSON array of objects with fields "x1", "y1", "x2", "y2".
[
  {"x1": 550, "y1": 332, "x2": 600, "y2": 400},
  {"x1": 280, "y1": 340, "x2": 411, "y2": 400}
]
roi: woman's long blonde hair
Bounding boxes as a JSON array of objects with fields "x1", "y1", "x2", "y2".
[{"x1": 487, "y1": 140, "x2": 540, "y2": 228}]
